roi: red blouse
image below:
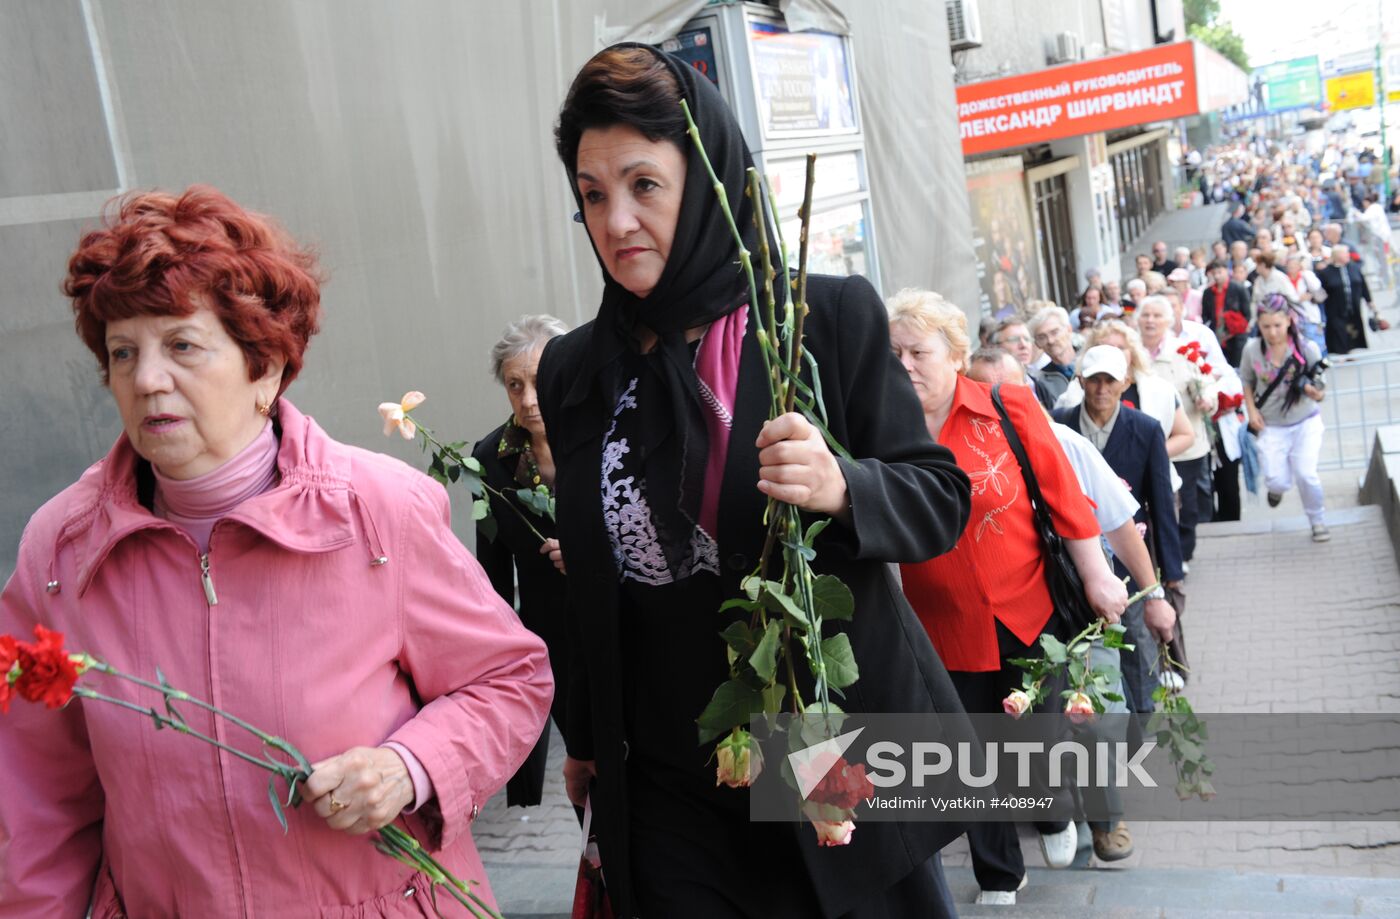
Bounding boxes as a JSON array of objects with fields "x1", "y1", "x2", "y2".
[{"x1": 900, "y1": 377, "x2": 1099, "y2": 672}]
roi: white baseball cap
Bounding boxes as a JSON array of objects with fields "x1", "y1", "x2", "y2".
[{"x1": 1079, "y1": 345, "x2": 1128, "y2": 382}]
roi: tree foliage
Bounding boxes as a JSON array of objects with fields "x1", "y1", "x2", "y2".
[
  {"x1": 1184, "y1": 0, "x2": 1249, "y2": 72},
  {"x1": 1189, "y1": 21, "x2": 1249, "y2": 71}
]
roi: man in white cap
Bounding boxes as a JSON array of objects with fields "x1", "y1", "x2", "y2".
[{"x1": 1053, "y1": 346, "x2": 1182, "y2": 703}]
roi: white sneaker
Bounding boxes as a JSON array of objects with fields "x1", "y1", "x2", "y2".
[
  {"x1": 975, "y1": 874, "x2": 1027, "y2": 905},
  {"x1": 1039, "y1": 822, "x2": 1078, "y2": 868}
]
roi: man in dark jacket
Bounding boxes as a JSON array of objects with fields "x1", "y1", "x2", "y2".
[
  {"x1": 1221, "y1": 203, "x2": 1255, "y2": 246},
  {"x1": 1052, "y1": 346, "x2": 1183, "y2": 716},
  {"x1": 1316, "y1": 244, "x2": 1373, "y2": 354}
]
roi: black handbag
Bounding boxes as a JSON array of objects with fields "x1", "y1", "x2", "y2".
[{"x1": 990, "y1": 384, "x2": 1098, "y2": 635}]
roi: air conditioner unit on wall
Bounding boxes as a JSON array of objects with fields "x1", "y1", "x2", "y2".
[
  {"x1": 1051, "y1": 31, "x2": 1082, "y2": 64},
  {"x1": 947, "y1": 0, "x2": 983, "y2": 51}
]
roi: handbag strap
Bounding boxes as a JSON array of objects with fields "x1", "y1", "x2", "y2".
[
  {"x1": 1253, "y1": 352, "x2": 1298, "y2": 407},
  {"x1": 990, "y1": 384, "x2": 1055, "y2": 536}
]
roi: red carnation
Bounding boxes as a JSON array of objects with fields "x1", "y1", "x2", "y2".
[
  {"x1": 0, "y1": 635, "x2": 19, "y2": 714},
  {"x1": 1223, "y1": 311, "x2": 1248, "y2": 336},
  {"x1": 1200, "y1": 362, "x2": 1213, "y2": 375},
  {"x1": 1176, "y1": 344, "x2": 1191, "y2": 356},
  {"x1": 808, "y1": 757, "x2": 876, "y2": 810},
  {"x1": 14, "y1": 625, "x2": 80, "y2": 710}
]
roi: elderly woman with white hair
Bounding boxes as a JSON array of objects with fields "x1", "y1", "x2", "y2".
[
  {"x1": 890, "y1": 289, "x2": 1127, "y2": 904},
  {"x1": 471, "y1": 314, "x2": 573, "y2": 809},
  {"x1": 1135, "y1": 295, "x2": 1219, "y2": 569}
]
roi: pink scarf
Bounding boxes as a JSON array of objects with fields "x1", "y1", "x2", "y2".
[
  {"x1": 153, "y1": 422, "x2": 280, "y2": 552},
  {"x1": 695, "y1": 305, "x2": 749, "y2": 537}
]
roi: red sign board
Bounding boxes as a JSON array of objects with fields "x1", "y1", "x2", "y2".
[{"x1": 956, "y1": 42, "x2": 1201, "y2": 156}]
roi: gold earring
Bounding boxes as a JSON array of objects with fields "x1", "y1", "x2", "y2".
[{"x1": 257, "y1": 400, "x2": 272, "y2": 417}]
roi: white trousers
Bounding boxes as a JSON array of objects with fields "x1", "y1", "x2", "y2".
[{"x1": 1258, "y1": 412, "x2": 1326, "y2": 524}]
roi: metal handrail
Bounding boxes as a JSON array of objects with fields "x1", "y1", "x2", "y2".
[{"x1": 1316, "y1": 348, "x2": 1400, "y2": 470}]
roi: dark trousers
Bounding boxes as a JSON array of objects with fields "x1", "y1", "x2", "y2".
[
  {"x1": 948, "y1": 619, "x2": 1071, "y2": 893},
  {"x1": 1172, "y1": 456, "x2": 1210, "y2": 561},
  {"x1": 1213, "y1": 455, "x2": 1242, "y2": 522}
]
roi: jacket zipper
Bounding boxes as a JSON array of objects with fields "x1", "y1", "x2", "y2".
[
  {"x1": 199, "y1": 553, "x2": 218, "y2": 606},
  {"x1": 200, "y1": 539, "x2": 246, "y2": 915}
]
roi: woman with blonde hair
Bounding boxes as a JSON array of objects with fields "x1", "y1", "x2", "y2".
[{"x1": 890, "y1": 288, "x2": 1127, "y2": 905}]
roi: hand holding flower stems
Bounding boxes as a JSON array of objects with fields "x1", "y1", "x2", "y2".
[
  {"x1": 2, "y1": 625, "x2": 505, "y2": 919},
  {"x1": 680, "y1": 100, "x2": 868, "y2": 843},
  {"x1": 1002, "y1": 578, "x2": 1216, "y2": 802},
  {"x1": 377, "y1": 392, "x2": 554, "y2": 544}
]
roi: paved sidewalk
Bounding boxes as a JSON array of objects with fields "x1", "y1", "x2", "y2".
[{"x1": 1117, "y1": 203, "x2": 1228, "y2": 280}]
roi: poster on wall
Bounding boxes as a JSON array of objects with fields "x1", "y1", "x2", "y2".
[
  {"x1": 965, "y1": 157, "x2": 1042, "y2": 320},
  {"x1": 661, "y1": 26, "x2": 721, "y2": 91},
  {"x1": 747, "y1": 20, "x2": 857, "y2": 139},
  {"x1": 779, "y1": 202, "x2": 870, "y2": 279},
  {"x1": 1250, "y1": 57, "x2": 1322, "y2": 113},
  {"x1": 1324, "y1": 71, "x2": 1377, "y2": 112}
]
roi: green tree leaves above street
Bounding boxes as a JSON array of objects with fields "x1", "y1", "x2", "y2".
[{"x1": 1185, "y1": 0, "x2": 1249, "y2": 71}]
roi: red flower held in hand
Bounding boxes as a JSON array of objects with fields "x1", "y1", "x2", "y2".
[
  {"x1": 0, "y1": 635, "x2": 19, "y2": 714},
  {"x1": 1223, "y1": 311, "x2": 1249, "y2": 336},
  {"x1": 14, "y1": 625, "x2": 81, "y2": 709}
]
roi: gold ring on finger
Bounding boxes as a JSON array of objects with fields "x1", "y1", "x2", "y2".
[{"x1": 328, "y1": 793, "x2": 348, "y2": 814}]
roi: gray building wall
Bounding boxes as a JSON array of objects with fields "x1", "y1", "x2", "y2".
[{"x1": 0, "y1": 0, "x2": 972, "y2": 576}]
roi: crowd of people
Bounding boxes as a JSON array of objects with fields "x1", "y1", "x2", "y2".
[{"x1": 0, "y1": 38, "x2": 1393, "y2": 917}]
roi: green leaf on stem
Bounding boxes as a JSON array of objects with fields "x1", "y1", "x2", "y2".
[
  {"x1": 719, "y1": 621, "x2": 757, "y2": 656},
  {"x1": 761, "y1": 682, "x2": 787, "y2": 713},
  {"x1": 750, "y1": 620, "x2": 783, "y2": 682},
  {"x1": 268, "y1": 777, "x2": 289, "y2": 833},
  {"x1": 741, "y1": 574, "x2": 763, "y2": 601},
  {"x1": 760, "y1": 582, "x2": 810, "y2": 630},
  {"x1": 820, "y1": 633, "x2": 859, "y2": 689},
  {"x1": 1067, "y1": 658, "x2": 1086, "y2": 687},
  {"x1": 462, "y1": 457, "x2": 485, "y2": 475},
  {"x1": 811, "y1": 574, "x2": 854, "y2": 621},
  {"x1": 447, "y1": 464, "x2": 461, "y2": 483},
  {"x1": 1039, "y1": 634, "x2": 1068, "y2": 665},
  {"x1": 476, "y1": 504, "x2": 498, "y2": 543},
  {"x1": 697, "y1": 679, "x2": 763, "y2": 744},
  {"x1": 803, "y1": 518, "x2": 830, "y2": 547}
]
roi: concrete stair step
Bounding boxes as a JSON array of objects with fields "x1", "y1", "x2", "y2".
[{"x1": 948, "y1": 866, "x2": 1400, "y2": 917}]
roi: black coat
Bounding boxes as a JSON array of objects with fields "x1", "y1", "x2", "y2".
[
  {"x1": 1199, "y1": 280, "x2": 1251, "y2": 332},
  {"x1": 1052, "y1": 405, "x2": 1184, "y2": 582},
  {"x1": 538, "y1": 274, "x2": 973, "y2": 919},
  {"x1": 471, "y1": 425, "x2": 570, "y2": 807},
  {"x1": 1316, "y1": 261, "x2": 1371, "y2": 355}
]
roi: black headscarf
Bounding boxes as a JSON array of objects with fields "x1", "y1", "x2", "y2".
[{"x1": 563, "y1": 43, "x2": 777, "y2": 578}]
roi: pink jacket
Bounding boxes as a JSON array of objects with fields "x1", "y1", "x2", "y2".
[{"x1": 0, "y1": 400, "x2": 553, "y2": 917}]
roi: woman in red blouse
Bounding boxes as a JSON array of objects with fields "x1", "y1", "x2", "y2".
[{"x1": 886, "y1": 289, "x2": 1129, "y2": 905}]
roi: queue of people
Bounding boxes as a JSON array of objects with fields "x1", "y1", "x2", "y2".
[{"x1": 0, "y1": 42, "x2": 1383, "y2": 919}]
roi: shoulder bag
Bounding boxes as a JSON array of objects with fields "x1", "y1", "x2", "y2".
[{"x1": 990, "y1": 384, "x2": 1097, "y2": 635}]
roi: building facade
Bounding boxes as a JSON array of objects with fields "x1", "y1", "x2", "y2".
[{"x1": 947, "y1": 0, "x2": 1243, "y2": 316}]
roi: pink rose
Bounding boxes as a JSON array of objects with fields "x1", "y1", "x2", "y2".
[
  {"x1": 812, "y1": 819, "x2": 856, "y2": 847},
  {"x1": 714, "y1": 729, "x2": 763, "y2": 789},
  {"x1": 1064, "y1": 691, "x2": 1096, "y2": 724},
  {"x1": 1002, "y1": 689, "x2": 1032, "y2": 719}
]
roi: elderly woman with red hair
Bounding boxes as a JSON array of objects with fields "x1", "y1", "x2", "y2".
[{"x1": 0, "y1": 186, "x2": 553, "y2": 916}]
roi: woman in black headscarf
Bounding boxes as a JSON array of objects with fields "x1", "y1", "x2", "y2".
[{"x1": 538, "y1": 44, "x2": 973, "y2": 918}]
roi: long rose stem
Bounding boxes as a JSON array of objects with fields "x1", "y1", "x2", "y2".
[{"x1": 411, "y1": 419, "x2": 549, "y2": 544}]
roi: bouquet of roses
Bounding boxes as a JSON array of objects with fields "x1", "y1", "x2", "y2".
[{"x1": 1, "y1": 624, "x2": 503, "y2": 919}]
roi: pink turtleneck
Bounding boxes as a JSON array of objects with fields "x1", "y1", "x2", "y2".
[
  {"x1": 150, "y1": 417, "x2": 436, "y2": 811},
  {"x1": 153, "y1": 422, "x2": 280, "y2": 553}
]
